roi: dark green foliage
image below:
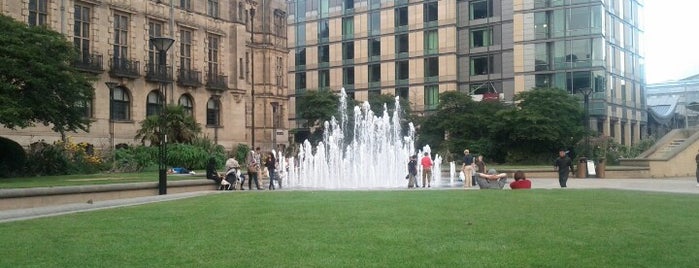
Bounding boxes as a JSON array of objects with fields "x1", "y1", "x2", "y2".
[
  {"x1": 232, "y1": 144, "x2": 250, "y2": 165},
  {"x1": 0, "y1": 137, "x2": 25, "y2": 178},
  {"x1": 113, "y1": 137, "x2": 225, "y2": 172},
  {"x1": 297, "y1": 90, "x2": 340, "y2": 129},
  {"x1": 22, "y1": 140, "x2": 103, "y2": 176},
  {"x1": 0, "y1": 14, "x2": 95, "y2": 134},
  {"x1": 113, "y1": 146, "x2": 157, "y2": 172},
  {"x1": 134, "y1": 104, "x2": 202, "y2": 145}
]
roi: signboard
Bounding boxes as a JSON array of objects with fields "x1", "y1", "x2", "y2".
[{"x1": 586, "y1": 160, "x2": 596, "y2": 176}]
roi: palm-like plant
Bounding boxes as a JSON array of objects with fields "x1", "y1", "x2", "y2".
[{"x1": 134, "y1": 104, "x2": 202, "y2": 146}]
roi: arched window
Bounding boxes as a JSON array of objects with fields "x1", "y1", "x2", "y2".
[
  {"x1": 206, "y1": 98, "x2": 220, "y2": 126},
  {"x1": 146, "y1": 90, "x2": 163, "y2": 117},
  {"x1": 179, "y1": 94, "x2": 194, "y2": 116},
  {"x1": 77, "y1": 98, "x2": 92, "y2": 118},
  {"x1": 110, "y1": 86, "x2": 130, "y2": 120}
]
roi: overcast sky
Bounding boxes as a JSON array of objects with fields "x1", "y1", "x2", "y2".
[{"x1": 643, "y1": 0, "x2": 699, "y2": 83}]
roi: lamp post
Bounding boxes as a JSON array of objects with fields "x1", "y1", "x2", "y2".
[
  {"x1": 105, "y1": 82, "x2": 119, "y2": 168},
  {"x1": 250, "y1": 8, "x2": 256, "y2": 148},
  {"x1": 150, "y1": 36, "x2": 174, "y2": 195},
  {"x1": 271, "y1": 102, "x2": 279, "y2": 150},
  {"x1": 579, "y1": 87, "x2": 593, "y2": 159}
]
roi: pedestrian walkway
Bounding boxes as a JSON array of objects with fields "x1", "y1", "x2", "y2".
[{"x1": 1, "y1": 178, "x2": 697, "y2": 223}]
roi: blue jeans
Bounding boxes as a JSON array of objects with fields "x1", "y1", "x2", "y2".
[{"x1": 268, "y1": 168, "x2": 276, "y2": 189}]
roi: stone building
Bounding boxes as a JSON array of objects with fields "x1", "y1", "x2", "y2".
[
  {"x1": 0, "y1": 0, "x2": 289, "y2": 151},
  {"x1": 287, "y1": 0, "x2": 646, "y2": 146}
]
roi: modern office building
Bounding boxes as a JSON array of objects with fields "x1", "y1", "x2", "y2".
[
  {"x1": 0, "y1": 0, "x2": 289, "y2": 150},
  {"x1": 287, "y1": 0, "x2": 645, "y2": 146},
  {"x1": 645, "y1": 75, "x2": 699, "y2": 136}
]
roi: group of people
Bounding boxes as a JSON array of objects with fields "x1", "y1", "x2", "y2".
[{"x1": 206, "y1": 147, "x2": 283, "y2": 191}]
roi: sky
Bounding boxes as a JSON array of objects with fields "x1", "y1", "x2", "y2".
[{"x1": 644, "y1": 0, "x2": 699, "y2": 83}]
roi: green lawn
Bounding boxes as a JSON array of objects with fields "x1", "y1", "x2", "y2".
[
  {"x1": 0, "y1": 171, "x2": 207, "y2": 189},
  {"x1": 1, "y1": 190, "x2": 698, "y2": 267}
]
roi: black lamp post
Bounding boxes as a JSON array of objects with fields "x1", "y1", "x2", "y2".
[
  {"x1": 271, "y1": 101, "x2": 279, "y2": 150},
  {"x1": 150, "y1": 36, "x2": 174, "y2": 195},
  {"x1": 105, "y1": 82, "x2": 119, "y2": 168},
  {"x1": 579, "y1": 87, "x2": 593, "y2": 159}
]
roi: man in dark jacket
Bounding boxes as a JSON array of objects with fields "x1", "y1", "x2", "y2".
[
  {"x1": 554, "y1": 149, "x2": 574, "y2": 188},
  {"x1": 407, "y1": 155, "x2": 418, "y2": 188}
]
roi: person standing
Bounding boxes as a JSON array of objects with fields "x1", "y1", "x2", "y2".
[
  {"x1": 695, "y1": 149, "x2": 699, "y2": 187},
  {"x1": 407, "y1": 155, "x2": 418, "y2": 188},
  {"x1": 554, "y1": 149, "x2": 574, "y2": 188},
  {"x1": 474, "y1": 155, "x2": 486, "y2": 187},
  {"x1": 420, "y1": 152, "x2": 433, "y2": 188},
  {"x1": 246, "y1": 149, "x2": 262, "y2": 190},
  {"x1": 265, "y1": 152, "x2": 278, "y2": 190},
  {"x1": 462, "y1": 149, "x2": 475, "y2": 188}
]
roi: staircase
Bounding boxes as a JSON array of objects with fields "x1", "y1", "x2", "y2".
[{"x1": 620, "y1": 128, "x2": 699, "y2": 177}]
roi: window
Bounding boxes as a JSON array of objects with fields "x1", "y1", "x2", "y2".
[
  {"x1": 274, "y1": 9, "x2": 286, "y2": 38},
  {"x1": 296, "y1": 23, "x2": 306, "y2": 45},
  {"x1": 396, "y1": 87, "x2": 409, "y2": 100},
  {"x1": 318, "y1": 19, "x2": 329, "y2": 40},
  {"x1": 296, "y1": 72, "x2": 307, "y2": 90},
  {"x1": 208, "y1": 34, "x2": 220, "y2": 75},
  {"x1": 76, "y1": 99, "x2": 92, "y2": 118},
  {"x1": 179, "y1": 95, "x2": 194, "y2": 116},
  {"x1": 470, "y1": 0, "x2": 492, "y2": 20},
  {"x1": 535, "y1": 74, "x2": 551, "y2": 88},
  {"x1": 238, "y1": 2, "x2": 245, "y2": 21},
  {"x1": 276, "y1": 56, "x2": 284, "y2": 87},
  {"x1": 180, "y1": 29, "x2": 192, "y2": 70},
  {"x1": 110, "y1": 87, "x2": 130, "y2": 120},
  {"x1": 424, "y1": 57, "x2": 439, "y2": 78},
  {"x1": 318, "y1": 69, "x2": 330, "y2": 89},
  {"x1": 318, "y1": 45, "x2": 329, "y2": 64},
  {"x1": 395, "y1": 6, "x2": 408, "y2": 28},
  {"x1": 320, "y1": 0, "x2": 329, "y2": 17},
  {"x1": 295, "y1": 48, "x2": 306, "y2": 66},
  {"x1": 424, "y1": 85, "x2": 439, "y2": 110},
  {"x1": 470, "y1": 55, "x2": 494, "y2": 75},
  {"x1": 146, "y1": 91, "x2": 163, "y2": 117},
  {"x1": 369, "y1": 11, "x2": 380, "y2": 35},
  {"x1": 28, "y1": 0, "x2": 48, "y2": 26},
  {"x1": 113, "y1": 13, "x2": 129, "y2": 60},
  {"x1": 245, "y1": 52, "x2": 250, "y2": 81},
  {"x1": 239, "y1": 58, "x2": 244, "y2": 78},
  {"x1": 73, "y1": 4, "x2": 91, "y2": 61},
  {"x1": 342, "y1": 41, "x2": 354, "y2": 60},
  {"x1": 566, "y1": 71, "x2": 591, "y2": 94},
  {"x1": 368, "y1": 89, "x2": 381, "y2": 97},
  {"x1": 424, "y1": 30, "x2": 438, "y2": 54},
  {"x1": 344, "y1": 0, "x2": 354, "y2": 10},
  {"x1": 180, "y1": 0, "x2": 191, "y2": 10},
  {"x1": 369, "y1": 63, "x2": 381, "y2": 82},
  {"x1": 535, "y1": 42, "x2": 549, "y2": 71},
  {"x1": 534, "y1": 12, "x2": 549, "y2": 39},
  {"x1": 207, "y1": 0, "x2": 219, "y2": 17},
  {"x1": 396, "y1": 60, "x2": 409, "y2": 80},
  {"x1": 396, "y1": 34, "x2": 408, "y2": 54},
  {"x1": 148, "y1": 21, "x2": 164, "y2": 66},
  {"x1": 343, "y1": 67, "x2": 355, "y2": 85},
  {"x1": 369, "y1": 0, "x2": 381, "y2": 9},
  {"x1": 471, "y1": 28, "x2": 492, "y2": 48},
  {"x1": 369, "y1": 37, "x2": 381, "y2": 57},
  {"x1": 424, "y1": 1, "x2": 438, "y2": 23},
  {"x1": 206, "y1": 98, "x2": 220, "y2": 126},
  {"x1": 342, "y1": 17, "x2": 354, "y2": 37}
]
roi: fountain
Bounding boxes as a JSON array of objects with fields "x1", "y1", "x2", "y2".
[{"x1": 285, "y1": 88, "x2": 421, "y2": 189}]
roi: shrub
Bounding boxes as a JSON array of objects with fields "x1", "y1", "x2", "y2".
[
  {"x1": 0, "y1": 137, "x2": 26, "y2": 177},
  {"x1": 232, "y1": 143, "x2": 251, "y2": 165},
  {"x1": 113, "y1": 146, "x2": 157, "y2": 172},
  {"x1": 22, "y1": 138, "x2": 105, "y2": 176}
]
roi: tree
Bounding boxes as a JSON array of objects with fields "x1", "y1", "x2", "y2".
[
  {"x1": 134, "y1": 105, "x2": 202, "y2": 145},
  {"x1": 0, "y1": 14, "x2": 95, "y2": 136},
  {"x1": 297, "y1": 90, "x2": 340, "y2": 129},
  {"x1": 491, "y1": 88, "x2": 584, "y2": 163}
]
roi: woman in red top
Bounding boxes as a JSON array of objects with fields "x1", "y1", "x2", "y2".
[{"x1": 510, "y1": 170, "x2": 532, "y2": 189}]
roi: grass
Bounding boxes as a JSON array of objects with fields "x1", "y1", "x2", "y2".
[
  {"x1": 0, "y1": 171, "x2": 206, "y2": 189},
  {"x1": 1, "y1": 189, "x2": 698, "y2": 267}
]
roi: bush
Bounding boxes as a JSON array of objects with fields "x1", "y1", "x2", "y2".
[
  {"x1": 112, "y1": 138, "x2": 227, "y2": 172},
  {"x1": 113, "y1": 146, "x2": 157, "y2": 172},
  {"x1": 22, "y1": 138, "x2": 104, "y2": 176},
  {"x1": 0, "y1": 137, "x2": 26, "y2": 178},
  {"x1": 232, "y1": 144, "x2": 251, "y2": 165}
]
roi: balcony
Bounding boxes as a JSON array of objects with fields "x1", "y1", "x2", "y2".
[
  {"x1": 177, "y1": 68, "x2": 203, "y2": 87},
  {"x1": 109, "y1": 57, "x2": 140, "y2": 79},
  {"x1": 145, "y1": 63, "x2": 173, "y2": 83},
  {"x1": 206, "y1": 73, "x2": 228, "y2": 91},
  {"x1": 73, "y1": 53, "x2": 103, "y2": 74}
]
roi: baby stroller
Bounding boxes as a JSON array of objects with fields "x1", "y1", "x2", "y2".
[{"x1": 223, "y1": 158, "x2": 246, "y2": 190}]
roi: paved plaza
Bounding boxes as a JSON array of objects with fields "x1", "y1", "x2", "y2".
[{"x1": 1, "y1": 177, "x2": 697, "y2": 223}]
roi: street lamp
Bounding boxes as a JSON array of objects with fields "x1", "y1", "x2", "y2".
[
  {"x1": 579, "y1": 87, "x2": 593, "y2": 159},
  {"x1": 150, "y1": 36, "x2": 174, "y2": 195},
  {"x1": 271, "y1": 101, "x2": 279, "y2": 150},
  {"x1": 105, "y1": 82, "x2": 119, "y2": 168}
]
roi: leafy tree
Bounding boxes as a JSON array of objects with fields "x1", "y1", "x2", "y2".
[
  {"x1": 134, "y1": 104, "x2": 202, "y2": 145},
  {"x1": 297, "y1": 90, "x2": 340, "y2": 129},
  {"x1": 0, "y1": 14, "x2": 95, "y2": 136},
  {"x1": 419, "y1": 91, "x2": 507, "y2": 162},
  {"x1": 491, "y1": 88, "x2": 584, "y2": 163}
]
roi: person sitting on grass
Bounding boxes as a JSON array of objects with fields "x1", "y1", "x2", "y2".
[
  {"x1": 509, "y1": 170, "x2": 532, "y2": 190},
  {"x1": 475, "y1": 168, "x2": 508, "y2": 189}
]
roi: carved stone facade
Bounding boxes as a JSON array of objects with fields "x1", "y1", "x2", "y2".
[{"x1": 0, "y1": 0, "x2": 288, "y2": 151}]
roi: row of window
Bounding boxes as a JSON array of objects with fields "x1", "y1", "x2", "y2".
[
  {"x1": 108, "y1": 87, "x2": 222, "y2": 126},
  {"x1": 294, "y1": 85, "x2": 439, "y2": 112}
]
